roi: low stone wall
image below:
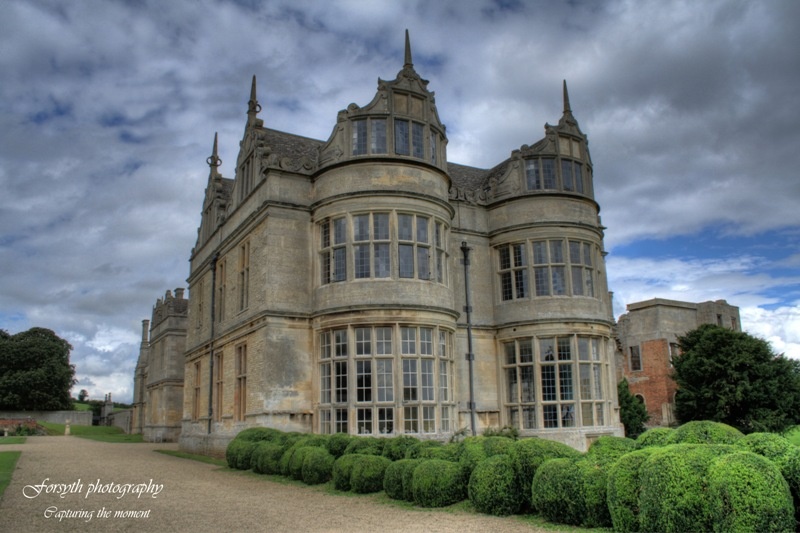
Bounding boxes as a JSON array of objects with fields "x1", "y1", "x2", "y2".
[
  {"x1": 0, "y1": 410, "x2": 93, "y2": 426},
  {"x1": 106, "y1": 409, "x2": 132, "y2": 433}
]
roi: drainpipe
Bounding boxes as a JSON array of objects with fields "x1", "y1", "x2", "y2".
[
  {"x1": 207, "y1": 253, "x2": 219, "y2": 435},
  {"x1": 461, "y1": 241, "x2": 477, "y2": 436}
]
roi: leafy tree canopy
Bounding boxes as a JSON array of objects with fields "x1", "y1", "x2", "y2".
[
  {"x1": 618, "y1": 378, "x2": 649, "y2": 438},
  {"x1": 0, "y1": 327, "x2": 76, "y2": 410},
  {"x1": 672, "y1": 324, "x2": 800, "y2": 434}
]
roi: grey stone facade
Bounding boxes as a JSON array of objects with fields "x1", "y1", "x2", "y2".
[{"x1": 175, "y1": 33, "x2": 622, "y2": 456}]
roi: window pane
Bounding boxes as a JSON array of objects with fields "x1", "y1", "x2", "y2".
[
  {"x1": 561, "y1": 159, "x2": 574, "y2": 191},
  {"x1": 534, "y1": 267, "x2": 550, "y2": 296},
  {"x1": 371, "y1": 119, "x2": 387, "y2": 154},
  {"x1": 398, "y1": 214, "x2": 413, "y2": 240},
  {"x1": 519, "y1": 339, "x2": 533, "y2": 363},
  {"x1": 335, "y1": 361, "x2": 348, "y2": 403},
  {"x1": 377, "y1": 359, "x2": 394, "y2": 402},
  {"x1": 521, "y1": 366, "x2": 535, "y2": 402},
  {"x1": 422, "y1": 405, "x2": 435, "y2": 433},
  {"x1": 420, "y1": 328, "x2": 433, "y2": 355},
  {"x1": 525, "y1": 159, "x2": 540, "y2": 190},
  {"x1": 515, "y1": 269, "x2": 528, "y2": 298},
  {"x1": 401, "y1": 327, "x2": 416, "y2": 354},
  {"x1": 320, "y1": 409, "x2": 331, "y2": 434},
  {"x1": 334, "y1": 218, "x2": 347, "y2": 245},
  {"x1": 374, "y1": 244, "x2": 390, "y2": 278},
  {"x1": 334, "y1": 329, "x2": 348, "y2": 357},
  {"x1": 417, "y1": 247, "x2": 430, "y2": 280},
  {"x1": 569, "y1": 241, "x2": 581, "y2": 264},
  {"x1": 421, "y1": 359, "x2": 434, "y2": 401},
  {"x1": 578, "y1": 338, "x2": 590, "y2": 361},
  {"x1": 412, "y1": 122, "x2": 424, "y2": 158},
  {"x1": 499, "y1": 246, "x2": 511, "y2": 270},
  {"x1": 551, "y1": 266, "x2": 566, "y2": 295},
  {"x1": 352, "y1": 119, "x2": 367, "y2": 155},
  {"x1": 558, "y1": 338, "x2": 572, "y2": 360},
  {"x1": 571, "y1": 266, "x2": 584, "y2": 295},
  {"x1": 581, "y1": 403, "x2": 594, "y2": 427},
  {"x1": 504, "y1": 342, "x2": 516, "y2": 364},
  {"x1": 543, "y1": 404, "x2": 558, "y2": 428},
  {"x1": 574, "y1": 164, "x2": 584, "y2": 193},
  {"x1": 540, "y1": 338, "x2": 555, "y2": 362},
  {"x1": 561, "y1": 404, "x2": 575, "y2": 427},
  {"x1": 357, "y1": 360, "x2": 372, "y2": 402},
  {"x1": 333, "y1": 248, "x2": 346, "y2": 281},
  {"x1": 542, "y1": 158, "x2": 556, "y2": 188},
  {"x1": 404, "y1": 406, "x2": 418, "y2": 433},
  {"x1": 439, "y1": 360, "x2": 449, "y2": 401},
  {"x1": 378, "y1": 407, "x2": 394, "y2": 434},
  {"x1": 399, "y1": 244, "x2": 414, "y2": 278},
  {"x1": 541, "y1": 365, "x2": 556, "y2": 401},
  {"x1": 533, "y1": 241, "x2": 548, "y2": 264},
  {"x1": 403, "y1": 359, "x2": 418, "y2": 401},
  {"x1": 376, "y1": 327, "x2": 392, "y2": 354},
  {"x1": 440, "y1": 406, "x2": 449, "y2": 432},
  {"x1": 395, "y1": 120, "x2": 410, "y2": 155},
  {"x1": 321, "y1": 221, "x2": 330, "y2": 248},
  {"x1": 320, "y1": 363, "x2": 331, "y2": 403},
  {"x1": 354, "y1": 215, "x2": 370, "y2": 241},
  {"x1": 507, "y1": 367, "x2": 518, "y2": 402},
  {"x1": 373, "y1": 213, "x2": 389, "y2": 240},
  {"x1": 355, "y1": 327, "x2": 371, "y2": 356},
  {"x1": 522, "y1": 406, "x2": 536, "y2": 429},
  {"x1": 513, "y1": 244, "x2": 526, "y2": 267},
  {"x1": 355, "y1": 244, "x2": 371, "y2": 278},
  {"x1": 416, "y1": 217, "x2": 429, "y2": 243},
  {"x1": 357, "y1": 408, "x2": 372, "y2": 434},
  {"x1": 593, "y1": 365, "x2": 604, "y2": 399},
  {"x1": 320, "y1": 331, "x2": 331, "y2": 359},
  {"x1": 335, "y1": 408, "x2": 348, "y2": 433},
  {"x1": 501, "y1": 272, "x2": 513, "y2": 301},
  {"x1": 559, "y1": 364, "x2": 573, "y2": 400},
  {"x1": 580, "y1": 364, "x2": 592, "y2": 399},
  {"x1": 550, "y1": 240, "x2": 563, "y2": 263}
]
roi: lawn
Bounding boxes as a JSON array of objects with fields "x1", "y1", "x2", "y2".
[
  {"x1": 0, "y1": 437, "x2": 26, "y2": 445},
  {"x1": 0, "y1": 451, "x2": 21, "y2": 500},
  {"x1": 38, "y1": 422, "x2": 143, "y2": 442}
]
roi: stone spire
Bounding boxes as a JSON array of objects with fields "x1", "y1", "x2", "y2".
[
  {"x1": 247, "y1": 75, "x2": 262, "y2": 124},
  {"x1": 404, "y1": 29, "x2": 413, "y2": 69},
  {"x1": 206, "y1": 132, "x2": 222, "y2": 177},
  {"x1": 563, "y1": 79, "x2": 572, "y2": 115}
]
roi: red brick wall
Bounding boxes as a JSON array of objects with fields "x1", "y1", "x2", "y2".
[{"x1": 622, "y1": 339, "x2": 678, "y2": 426}]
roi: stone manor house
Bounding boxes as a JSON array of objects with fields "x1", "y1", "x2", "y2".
[{"x1": 132, "y1": 34, "x2": 625, "y2": 455}]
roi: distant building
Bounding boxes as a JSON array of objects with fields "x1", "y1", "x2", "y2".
[
  {"x1": 134, "y1": 33, "x2": 624, "y2": 455},
  {"x1": 131, "y1": 289, "x2": 187, "y2": 442},
  {"x1": 616, "y1": 298, "x2": 741, "y2": 427}
]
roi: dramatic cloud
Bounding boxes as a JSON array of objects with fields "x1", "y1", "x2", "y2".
[{"x1": 2, "y1": 0, "x2": 797, "y2": 402}]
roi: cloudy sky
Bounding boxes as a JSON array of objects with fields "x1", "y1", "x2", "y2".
[{"x1": 1, "y1": 0, "x2": 798, "y2": 404}]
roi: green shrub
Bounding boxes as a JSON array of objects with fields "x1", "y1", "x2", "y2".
[
  {"x1": 350, "y1": 455, "x2": 392, "y2": 494},
  {"x1": 251, "y1": 441, "x2": 285, "y2": 475},
  {"x1": 332, "y1": 454, "x2": 360, "y2": 491},
  {"x1": 586, "y1": 435, "x2": 636, "y2": 465},
  {"x1": 400, "y1": 458, "x2": 424, "y2": 501},
  {"x1": 666, "y1": 420, "x2": 744, "y2": 445},
  {"x1": 483, "y1": 436, "x2": 513, "y2": 457},
  {"x1": 233, "y1": 427, "x2": 284, "y2": 443},
  {"x1": 778, "y1": 446, "x2": 800, "y2": 525},
  {"x1": 382, "y1": 435, "x2": 420, "y2": 461},
  {"x1": 301, "y1": 447, "x2": 335, "y2": 485},
  {"x1": 468, "y1": 454, "x2": 522, "y2": 516},
  {"x1": 708, "y1": 451, "x2": 794, "y2": 532},
  {"x1": 638, "y1": 444, "x2": 735, "y2": 532},
  {"x1": 606, "y1": 448, "x2": 659, "y2": 533},
  {"x1": 416, "y1": 443, "x2": 460, "y2": 461},
  {"x1": 225, "y1": 439, "x2": 258, "y2": 470},
  {"x1": 383, "y1": 459, "x2": 410, "y2": 500},
  {"x1": 531, "y1": 457, "x2": 585, "y2": 526},
  {"x1": 508, "y1": 437, "x2": 580, "y2": 503},
  {"x1": 325, "y1": 433, "x2": 353, "y2": 458},
  {"x1": 635, "y1": 427, "x2": 675, "y2": 449},
  {"x1": 343, "y1": 436, "x2": 385, "y2": 456},
  {"x1": 733, "y1": 432, "x2": 795, "y2": 462},
  {"x1": 279, "y1": 436, "x2": 329, "y2": 476},
  {"x1": 458, "y1": 436, "x2": 487, "y2": 479},
  {"x1": 577, "y1": 457, "x2": 613, "y2": 528},
  {"x1": 288, "y1": 446, "x2": 317, "y2": 480},
  {"x1": 412, "y1": 459, "x2": 467, "y2": 507},
  {"x1": 405, "y1": 440, "x2": 444, "y2": 459},
  {"x1": 482, "y1": 425, "x2": 519, "y2": 440}
]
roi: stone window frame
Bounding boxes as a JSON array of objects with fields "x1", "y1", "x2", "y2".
[
  {"x1": 503, "y1": 334, "x2": 606, "y2": 431},
  {"x1": 234, "y1": 343, "x2": 247, "y2": 422},
  {"x1": 629, "y1": 344, "x2": 642, "y2": 372},
  {"x1": 318, "y1": 324, "x2": 454, "y2": 436},
  {"x1": 238, "y1": 240, "x2": 250, "y2": 311},
  {"x1": 498, "y1": 243, "x2": 529, "y2": 301},
  {"x1": 351, "y1": 117, "x2": 388, "y2": 156},
  {"x1": 213, "y1": 352, "x2": 223, "y2": 422},
  {"x1": 523, "y1": 136, "x2": 591, "y2": 196}
]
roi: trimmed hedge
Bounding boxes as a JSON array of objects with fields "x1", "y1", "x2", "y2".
[
  {"x1": 226, "y1": 439, "x2": 258, "y2": 470},
  {"x1": 707, "y1": 451, "x2": 794, "y2": 532},
  {"x1": 531, "y1": 457, "x2": 585, "y2": 526},
  {"x1": 576, "y1": 457, "x2": 613, "y2": 528},
  {"x1": 778, "y1": 446, "x2": 800, "y2": 525},
  {"x1": 586, "y1": 435, "x2": 636, "y2": 465},
  {"x1": 635, "y1": 427, "x2": 675, "y2": 449},
  {"x1": 733, "y1": 432, "x2": 795, "y2": 462},
  {"x1": 251, "y1": 441, "x2": 285, "y2": 475},
  {"x1": 482, "y1": 436, "x2": 513, "y2": 457},
  {"x1": 665, "y1": 420, "x2": 744, "y2": 445},
  {"x1": 384, "y1": 459, "x2": 412, "y2": 500},
  {"x1": 412, "y1": 459, "x2": 467, "y2": 508},
  {"x1": 301, "y1": 447, "x2": 335, "y2": 485},
  {"x1": 458, "y1": 437, "x2": 487, "y2": 479},
  {"x1": 343, "y1": 436, "x2": 385, "y2": 456},
  {"x1": 507, "y1": 437, "x2": 580, "y2": 500},
  {"x1": 332, "y1": 454, "x2": 361, "y2": 492},
  {"x1": 468, "y1": 454, "x2": 522, "y2": 516},
  {"x1": 325, "y1": 433, "x2": 353, "y2": 458},
  {"x1": 606, "y1": 448, "x2": 658, "y2": 533},
  {"x1": 350, "y1": 455, "x2": 392, "y2": 494},
  {"x1": 382, "y1": 435, "x2": 420, "y2": 461},
  {"x1": 416, "y1": 443, "x2": 460, "y2": 461},
  {"x1": 288, "y1": 446, "x2": 316, "y2": 480},
  {"x1": 638, "y1": 444, "x2": 735, "y2": 532},
  {"x1": 279, "y1": 436, "x2": 330, "y2": 476},
  {"x1": 404, "y1": 440, "x2": 444, "y2": 459},
  {"x1": 400, "y1": 458, "x2": 424, "y2": 501},
  {"x1": 233, "y1": 427, "x2": 284, "y2": 443}
]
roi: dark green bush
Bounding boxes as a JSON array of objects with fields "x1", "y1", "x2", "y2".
[
  {"x1": 733, "y1": 432, "x2": 795, "y2": 462},
  {"x1": 382, "y1": 435, "x2": 420, "y2": 461},
  {"x1": 233, "y1": 427, "x2": 284, "y2": 443},
  {"x1": 458, "y1": 436, "x2": 487, "y2": 479},
  {"x1": 325, "y1": 432, "x2": 353, "y2": 458},
  {"x1": 301, "y1": 446, "x2": 335, "y2": 485},
  {"x1": 404, "y1": 439, "x2": 444, "y2": 459},
  {"x1": 412, "y1": 459, "x2": 467, "y2": 507},
  {"x1": 638, "y1": 444, "x2": 735, "y2": 532},
  {"x1": 383, "y1": 459, "x2": 410, "y2": 500},
  {"x1": 251, "y1": 441, "x2": 285, "y2": 475},
  {"x1": 279, "y1": 436, "x2": 330, "y2": 476},
  {"x1": 332, "y1": 454, "x2": 361, "y2": 491},
  {"x1": 508, "y1": 437, "x2": 580, "y2": 501},
  {"x1": 343, "y1": 436, "x2": 385, "y2": 456},
  {"x1": 400, "y1": 458, "x2": 424, "y2": 501},
  {"x1": 606, "y1": 448, "x2": 658, "y2": 533},
  {"x1": 708, "y1": 451, "x2": 794, "y2": 532},
  {"x1": 778, "y1": 446, "x2": 800, "y2": 525},
  {"x1": 666, "y1": 420, "x2": 744, "y2": 445},
  {"x1": 586, "y1": 435, "x2": 636, "y2": 465},
  {"x1": 225, "y1": 439, "x2": 258, "y2": 470},
  {"x1": 576, "y1": 457, "x2": 613, "y2": 528},
  {"x1": 350, "y1": 455, "x2": 392, "y2": 494},
  {"x1": 531, "y1": 457, "x2": 585, "y2": 526},
  {"x1": 288, "y1": 446, "x2": 316, "y2": 480},
  {"x1": 416, "y1": 443, "x2": 460, "y2": 461},
  {"x1": 482, "y1": 425, "x2": 519, "y2": 440},
  {"x1": 635, "y1": 427, "x2": 675, "y2": 449},
  {"x1": 468, "y1": 454, "x2": 522, "y2": 516},
  {"x1": 483, "y1": 436, "x2": 513, "y2": 457}
]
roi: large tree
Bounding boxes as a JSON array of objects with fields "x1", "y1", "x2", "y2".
[
  {"x1": 0, "y1": 327, "x2": 76, "y2": 410},
  {"x1": 672, "y1": 324, "x2": 800, "y2": 434}
]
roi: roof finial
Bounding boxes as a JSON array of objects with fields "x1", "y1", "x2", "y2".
[
  {"x1": 563, "y1": 79, "x2": 572, "y2": 114},
  {"x1": 206, "y1": 132, "x2": 222, "y2": 172},
  {"x1": 248, "y1": 75, "x2": 262, "y2": 117},
  {"x1": 404, "y1": 29, "x2": 413, "y2": 68}
]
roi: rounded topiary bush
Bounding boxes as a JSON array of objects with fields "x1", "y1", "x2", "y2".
[
  {"x1": 586, "y1": 435, "x2": 636, "y2": 465},
  {"x1": 400, "y1": 458, "x2": 424, "y2": 501},
  {"x1": 382, "y1": 435, "x2": 420, "y2": 461},
  {"x1": 252, "y1": 441, "x2": 285, "y2": 475},
  {"x1": 234, "y1": 427, "x2": 284, "y2": 443},
  {"x1": 458, "y1": 437, "x2": 487, "y2": 480},
  {"x1": 384, "y1": 459, "x2": 411, "y2": 500},
  {"x1": 638, "y1": 444, "x2": 735, "y2": 532},
  {"x1": 279, "y1": 436, "x2": 330, "y2": 476},
  {"x1": 332, "y1": 454, "x2": 361, "y2": 491},
  {"x1": 301, "y1": 446, "x2": 335, "y2": 485},
  {"x1": 288, "y1": 446, "x2": 317, "y2": 481},
  {"x1": 416, "y1": 443, "x2": 460, "y2": 461},
  {"x1": 606, "y1": 448, "x2": 658, "y2": 532},
  {"x1": 468, "y1": 454, "x2": 522, "y2": 516},
  {"x1": 412, "y1": 459, "x2": 467, "y2": 508},
  {"x1": 508, "y1": 437, "x2": 580, "y2": 499},
  {"x1": 635, "y1": 427, "x2": 674, "y2": 449},
  {"x1": 576, "y1": 457, "x2": 613, "y2": 528},
  {"x1": 666, "y1": 420, "x2": 744, "y2": 445},
  {"x1": 482, "y1": 436, "x2": 513, "y2": 457},
  {"x1": 405, "y1": 440, "x2": 444, "y2": 459},
  {"x1": 708, "y1": 451, "x2": 794, "y2": 532},
  {"x1": 343, "y1": 436, "x2": 385, "y2": 456},
  {"x1": 778, "y1": 446, "x2": 800, "y2": 525},
  {"x1": 733, "y1": 432, "x2": 795, "y2": 462},
  {"x1": 325, "y1": 432, "x2": 353, "y2": 458},
  {"x1": 350, "y1": 455, "x2": 392, "y2": 494},
  {"x1": 531, "y1": 457, "x2": 585, "y2": 526},
  {"x1": 226, "y1": 439, "x2": 258, "y2": 470}
]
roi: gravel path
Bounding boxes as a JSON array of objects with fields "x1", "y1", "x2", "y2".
[{"x1": 0, "y1": 436, "x2": 549, "y2": 533}]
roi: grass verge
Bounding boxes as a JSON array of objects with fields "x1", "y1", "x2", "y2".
[
  {"x1": 0, "y1": 451, "x2": 21, "y2": 500},
  {"x1": 38, "y1": 422, "x2": 143, "y2": 442},
  {"x1": 0, "y1": 437, "x2": 26, "y2": 445}
]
